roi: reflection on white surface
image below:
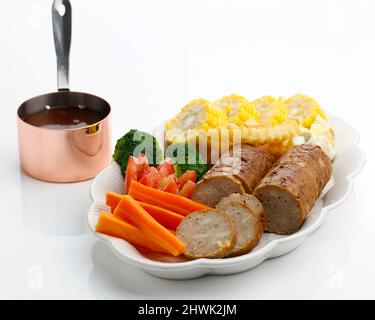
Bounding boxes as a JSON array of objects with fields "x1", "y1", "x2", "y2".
[{"x1": 20, "y1": 170, "x2": 91, "y2": 236}]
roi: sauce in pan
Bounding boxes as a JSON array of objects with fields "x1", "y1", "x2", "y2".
[{"x1": 23, "y1": 105, "x2": 104, "y2": 129}]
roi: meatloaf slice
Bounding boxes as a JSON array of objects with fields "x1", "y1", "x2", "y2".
[
  {"x1": 217, "y1": 193, "x2": 267, "y2": 230},
  {"x1": 176, "y1": 209, "x2": 237, "y2": 259},
  {"x1": 216, "y1": 202, "x2": 262, "y2": 257}
]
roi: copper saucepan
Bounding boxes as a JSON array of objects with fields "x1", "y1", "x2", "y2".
[{"x1": 17, "y1": 0, "x2": 112, "y2": 182}]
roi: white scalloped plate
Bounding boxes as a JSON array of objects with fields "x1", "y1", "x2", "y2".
[{"x1": 87, "y1": 116, "x2": 365, "y2": 280}]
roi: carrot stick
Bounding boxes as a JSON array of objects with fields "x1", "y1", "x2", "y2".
[
  {"x1": 114, "y1": 195, "x2": 185, "y2": 256},
  {"x1": 106, "y1": 191, "x2": 123, "y2": 212},
  {"x1": 106, "y1": 191, "x2": 184, "y2": 230},
  {"x1": 137, "y1": 201, "x2": 184, "y2": 231},
  {"x1": 95, "y1": 211, "x2": 169, "y2": 254},
  {"x1": 128, "y1": 180, "x2": 210, "y2": 216}
]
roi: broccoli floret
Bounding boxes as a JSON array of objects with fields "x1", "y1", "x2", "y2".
[
  {"x1": 113, "y1": 129, "x2": 163, "y2": 175},
  {"x1": 165, "y1": 142, "x2": 210, "y2": 180}
]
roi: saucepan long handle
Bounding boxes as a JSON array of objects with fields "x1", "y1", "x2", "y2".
[{"x1": 52, "y1": 0, "x2": 71, "y2": 91}]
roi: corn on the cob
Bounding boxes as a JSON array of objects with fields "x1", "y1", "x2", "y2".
[
  {"x1": 165, "y1": 93, "x2": 333, "y2": 158},
  {"x1": 214, "y1": 93, "x2": 259, "y2": 126},
  {"x1": 165, "y1": 98, "x2": 228, "y2": 143},
  {"x1": 252, "y1": 96, "x2": 287, "y2": 126},
  {"x1": 283, "y1": 93, "x2": 327, "y2": 128}
]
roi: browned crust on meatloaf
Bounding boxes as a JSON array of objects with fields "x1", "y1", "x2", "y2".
[
  {"x1": 191, "y1": 144, "x2": 275, "y2": 206},
  {"x1": 176, "y1": 209, "x2": 237, "y2": 259},
  {"x1": 211, "y1": 144, "x2": 275, "y2": 193},
  {"x1": 191, "y1": 175, "x2": 246, "y2": 207},
  {"x1": 254, "y1": 144, "x2": 332, "y2": 235}
]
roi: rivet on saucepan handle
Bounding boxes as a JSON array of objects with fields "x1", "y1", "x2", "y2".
[
  {"x1": 52, "y1": 0, "x2": 71, "y2": 92},
  {"x1": 86, "y1": 124, "x2": 100, "y2": 135}
]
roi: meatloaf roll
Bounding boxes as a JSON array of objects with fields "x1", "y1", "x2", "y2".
[
  {"x1": 254, "y1": 144, "x2": 332, "y2": 235},
  {"x1": 191, "y1": 144, "x2": 275, "y2": 206}
]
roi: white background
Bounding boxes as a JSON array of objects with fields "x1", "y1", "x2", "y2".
[{"x1": 0, "y1": 0, "x2": 374, "y2": 299}]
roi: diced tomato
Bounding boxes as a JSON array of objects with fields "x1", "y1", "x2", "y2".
[
  {"x1": 138, "y1": 166, "x2": 161, "y2": 189},
  {"x1": 139, "y1": 166, "x2": 158, "y2": 179},
  {"x1": 157, "y1": 158, "x2": 175, "y2": 178},
  {"x1": 136, "y1": 153, "x2": 149, "y2": 175},
  {"x1": 177, "y1": 170, "x2": 197, "y2": 188},
  {"x1": 178, "y1": 180, "x2": 196, "y2": 198},
  {"x1": 162, "y1": 177, "x2": 178, "y2": 194},
  {"x1": 125, "y1": 155, "x2": 177, "y2": 194},
  {"x1": 124, "y1": 156, "x2": 141, "y2": 194},
  {"x1": 125, "y1": 154, "x2": 155, "y2": 193},
  {"x1": 138, "y1": 174, "x2": 159, "y2": 189},
  {"x1": 160, "y1": 174, "x2": 176, "y2": 189}
]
